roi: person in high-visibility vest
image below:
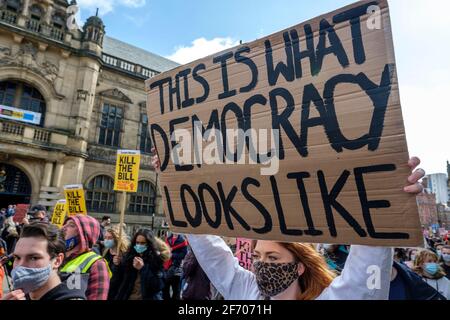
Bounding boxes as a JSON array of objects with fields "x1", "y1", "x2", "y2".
[{"x1": 60, "y1": 215, "x2": 111, "y2": 300}]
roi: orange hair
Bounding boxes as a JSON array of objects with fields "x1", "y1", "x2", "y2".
[
  {"x1": 253, "y1": 241, "x2": 336, "y2": 300},
  {"x1": 412, "y1": 249, "x2": 446, "y2": 278}
]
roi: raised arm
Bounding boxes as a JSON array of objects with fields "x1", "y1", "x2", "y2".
[
  {"x1": 186, "y1": 234, "x2": 260, "y2": 300},
  {"x1": 317, "y1": 245, "x2": 393, "y2": 300}
]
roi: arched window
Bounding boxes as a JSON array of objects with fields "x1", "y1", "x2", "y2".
[
  {"x1": 86, "y1": 175, "x2": 116, "y2": 213},
  {"x1": 129, "y1": 181, "x2": 156, "y2": 215},
  {"x1": 0, "y1": 1, "x2": 20, "y2": 24},
  {"x1": 50, "y1": 14, "x2": 65, "y2": 41},
  {"x1": 52, "y1": 14, "x2": 65, "y2": 29},
  {"x1": 0, "y1": 81, "x2": 46, "y2": 126},
  {"x1": 4, "y1": 1, "x2": 20, "y2": 13},
  {"x1": 27, "y1": 4, "x2": 43, "y2": 32},
  {"x1": 0, "y1": 163, "x2": 31, "y2": 195}
]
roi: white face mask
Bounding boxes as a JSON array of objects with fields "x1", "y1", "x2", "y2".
[{"x1": 410, "y1": 254, "x2": 416, "y2": 262}]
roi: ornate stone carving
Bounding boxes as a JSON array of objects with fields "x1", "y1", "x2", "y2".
[
  {"x1": 87, "y1": 145, "x2": 116, "y2": 163},
  {"x1": 100, "y1": 71, "x2": 144, "y2": 91},
  {"x1": 99, "y1": 88, "x2": 133, "y2": 104},
  {"x1": 0, "y1": 42, "x2": 60, "y2": 83},
  {"x1": 87, "y1": 144, "x2": 153, "y2": 170}
]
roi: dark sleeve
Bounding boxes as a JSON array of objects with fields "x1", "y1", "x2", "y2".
[
  {"x1": 171, "y1": 246, "x2": 188, "y2": 267},
  {"x1": 140, "y1": 264, "x2": 164, "y2": 297},
  {"x1": 99, "y1": 227, "x2": 105, "y2": 242},
  {"x1": 108, "y1": 256, "x2": 126, "y2": 300},
  {"x1": 182, "y1": 251, "x2": 198, "y2": 278}
]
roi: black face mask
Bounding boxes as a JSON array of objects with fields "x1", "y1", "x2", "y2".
[{"x1": 253, "y1": 261, "x2": 299, "y2": 297}]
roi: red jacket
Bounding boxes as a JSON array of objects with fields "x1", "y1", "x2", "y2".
[{"x1": 163, "y1": 234, "x2": 188, "y2": 270}]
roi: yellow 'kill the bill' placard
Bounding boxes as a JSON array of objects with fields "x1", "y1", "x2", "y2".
[
  {"x1": 64, "y1": 184, "x2": 88, "y2": 216},
  {"x1": 51, "y1": 199, "x2": 67, "y2": 227},
  {"x1": 114, "y1": 150, "x2": 141, "y2": 193}
]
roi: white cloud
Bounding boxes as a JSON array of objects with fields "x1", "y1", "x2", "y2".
[
  {"x1": 77, "y1": 0, "x2": 146, "y2": 16},
  {"x1": 167, "y1": 37, "x2": 240, "y2": 64}
]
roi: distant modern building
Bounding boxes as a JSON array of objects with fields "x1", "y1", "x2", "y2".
[
  {"x1": 0, "y1": 0, "x2": 179, "y2": 235},
  {"x1": 425, "y1": 173, "x2": 449, "y2": 205},
  {"x1": 447, "y1": 161, "x2": 450, "y2": 206},
  {"x1": 416, "y1": 193, "x2": 439, "y2": 228}
]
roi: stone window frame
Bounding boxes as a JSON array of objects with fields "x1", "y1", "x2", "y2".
[
  {"x1": 97, "y1": 99, "x2": 125, "y2": 148},
  {"x1": 0, "y1": 80, "x2": 46, "y2": 126},
  {"x1": 138, "y1": 102, "x2": 152, "y2": 154},
  {"x1": 85, "y1": 174, "x2": 116, "y2": 213},
  {"x1": 128, "y1": 180, "x2": 156, "y2": 215}
]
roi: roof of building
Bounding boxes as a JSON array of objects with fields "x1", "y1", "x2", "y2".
[{"x1": 103, "y1": 36, "x2": 179, "y2": 73}]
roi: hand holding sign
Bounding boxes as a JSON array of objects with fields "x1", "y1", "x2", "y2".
[{"x1": 152, "y1": 154, "x2": 424, "y2": 194}]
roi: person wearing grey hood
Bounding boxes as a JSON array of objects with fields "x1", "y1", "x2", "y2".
[{"x1": 2, "y1": 222, "x2": 85, "y2": 300}]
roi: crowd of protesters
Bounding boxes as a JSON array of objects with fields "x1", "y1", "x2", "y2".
[{"x1": 0, "y1": 156, "x2": 449, "y2": 300}]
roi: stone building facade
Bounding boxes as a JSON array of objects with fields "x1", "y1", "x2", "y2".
[{"x1": 0, "y1": 0, "x2": 178, "y2": 235}]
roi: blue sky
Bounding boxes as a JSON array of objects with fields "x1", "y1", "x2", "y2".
[
  {"x1": 77, "y1": 0, "x2": 450, "y2": 176},
  {"x1": 78, "y1": 0, "x2": 355, "y2": 56}
]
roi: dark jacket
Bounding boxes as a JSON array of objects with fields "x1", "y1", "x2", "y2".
[
  {"x1": 41, "y1": 283, "x2": 85, "y2": 300},
  {"x1": 104, "y1": 250, "x2": 122, "y2": 300},
  {"x1": 27, "y1": 282, "x2": 86, "y2": 300},
  {"x1": 182, "y1": 249, "x2": 211, "y2": 300},
  {"x1": 390, "y1": 261, "x2": 446, "y2": 300},
  {"x1": 110, "y1": 246, "x2": 165, "y2": 300},
  {"x1": 324, "y1": 245, "x2": 349, "y2": 274},
  {"x1": 443, "y1": 264, "x2": 450, "y2": 280}
]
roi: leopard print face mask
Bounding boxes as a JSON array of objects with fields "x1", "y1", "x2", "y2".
[{"x1": 253, "y1": 261, "x2": 300, "y2": 298}]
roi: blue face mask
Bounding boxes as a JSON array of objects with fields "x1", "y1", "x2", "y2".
[
  {"x1": 134, "y1": 244, "x2": 147, "y2": 254},
  {"x1": 104, "y1": 239, "x2": 115, "y2": 249},
  {"x1": 12, "y1": 264, "x2": 52, "y2": 294},
  {"x1": 65, "y1": 236, "x2": 79, "y2": 251},
  {"x1": 424, "y1": 263, "x2": 439, "y2": 275},
  {"x1": 443, "y1": 254, "x2": 450, "y2": 263}
]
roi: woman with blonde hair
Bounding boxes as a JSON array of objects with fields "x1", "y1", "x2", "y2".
[
  {"x1": 103, "y1": 224, "x2": 130, "y2": 267},
  {"x1": 412, "y1": 249, "x2": 450, "y2": 299},
  {"x1": 103, "y1": 224, "x2": 130, "y2": 300}
]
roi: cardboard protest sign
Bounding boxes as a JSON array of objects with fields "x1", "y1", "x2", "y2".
[
  {"x1": 64, "y1": 184, "x2": 87, "y2": 216},
  {"x1": 235, "y1": 238, "x2": 253, "y2": 270},
  {"x1": 13, "y1": 204, "x2": 30, "y2": 223},
  {"x1": 145, "y1": 0, "x2": 422, "y2": 246},
  {"x1": 51, "y1": 200, "x2": 67, "y2": 227},
  {"x1": 114, "y1": 150, "x2": 141, "y2": 193}
]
